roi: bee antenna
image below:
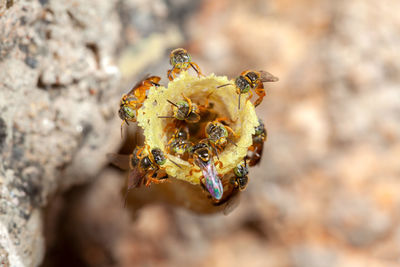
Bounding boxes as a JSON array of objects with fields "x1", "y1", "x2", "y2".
[
  {"x1": 211, "y1": 144, "x2": 220, "y2": 160},
  {"x1": 169, "y1": 158, "x2": 182, "y2": 168},
  {"x1": 189, "y1": 63, "x2": 200, "y2": 76},
  {"x1": 227, "y1": 137, "x2": 237, "y2": 147},
  {"x1": 216, "y1": 83, "x2": 232, "y2": 89},
  {"x1": 158, "y1": 116, "x2": 175, "y2": 119},
  {"x1": 167, "y1": 99, "x2": 179, "y2": 107},
  {"x1": 238, "y1": 93, "x2": 241, "y2": 110}
]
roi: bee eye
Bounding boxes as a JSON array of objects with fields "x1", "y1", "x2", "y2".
[
  {"x1": 242, "y1": 84, "x2": 251, "y2": 93},
  {"x1": 177, "y1": 101, "x2": 188, "y2": 108},
  {"x1": 123, "y1": 106, "x2": 135, "y2": 118},
  {"x1": 234, "y1": 166, "x2": 242, "y2": 177},
  {"x1": 170, "y1": 56, "x2": 176, "y2": 66},
  {"x1": 157, "y1": 157, "x2": 166, "y2": 165}
]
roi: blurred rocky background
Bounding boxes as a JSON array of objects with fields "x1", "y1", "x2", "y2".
[{"x1": 1, "y1": 0, "x2": 400, "y2": 266}]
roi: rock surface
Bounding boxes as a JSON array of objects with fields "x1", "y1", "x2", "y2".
[{"x1": 0, "y1": 0, "x2": 122, "y2": 265}]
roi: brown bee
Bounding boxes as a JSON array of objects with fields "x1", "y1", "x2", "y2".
[
  {"x1": 205, "y1": 119, "x2": 237, "y2": 159},
  {"x1": 119, "y1": 75, "x2": 161, "y2": 136},
  {"x1": 167, "y1": 48, "x2": 203, "y2": 80},
  {"x1": 247, "y1": 118, "x2": 267, "y2": 166},
  {"x1": 189, "y1": 140, "x2": 223, "y2": 200},
  {"x1": 231, "y1": 158, "x2": 249, "y2": 191},
  {"x1": 158, "y1": 94, "x2": 201, "y2": 123},
  {"x1": 218, "y1": 70, "x2": 278, "y2": 109},
  {"x1": 166, "y1": 126, "x2": 193, "y2": 157},
  {"x1": 108, "y1": 145, "x2": 180, "y2": 206}
]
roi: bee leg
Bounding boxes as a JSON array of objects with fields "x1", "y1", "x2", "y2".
[
  {"x1": 181, "y1": 93, "x2": 193, "y2": 113},
  {"x1": 225, "y1": 125, "x2": 238, "y2": 139},
  {"x1": 153, "y1": 170, "x2": 170, "y2": 183},
  {"x1": 215, "y1": 160, "x2": 223, "y2": 169},
  {"x1": 136, "y1": 146, "x2": 145, "y2": 158},
  {"x1": 253, "y1": 84, "x2": 266, "y2": 107},
  {"x1": 246, "y1": 89, "x2": 253, "y2": 103},
  {"x1": 167, "y1": 69, "x2": 174, "y2": 81},
  {"x1": 189, "y1": 166, "x2": 201, "y2": 176},
  {"x1": 144, "y1": 172, "x2": 152, "y2": 186},
  {"x1": 120, "y1": 120, "x2": 126, "y2": 139},
  {"x1": 126, "y1": 98, "x2": 140, "y2": 106},
  {"x1": 199, "y1": 92, "x2": 213, "y2": 112},
  {"x1": 144, "y1": 144, "x2": 152, "y2": 156},
  {"x1": 211, "y1": 145, "x2": 220, "y2": 160},
  {"x1": 145, "y1": 171, "x2": 159, "y2": 186},
  {"x1": 189, "y1": 62, "x2": 203, "y2": 77},
  {"x1": 215, "y1": 117, "x2": 230, "y2": 123}
]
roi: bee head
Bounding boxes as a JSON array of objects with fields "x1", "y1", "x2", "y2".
[
  {"x1": 235, "y1": 76, "x2": 251, "y2": 94},
  {"x1": 151, "y1": 148, "x2": 166, "y2": 165}
]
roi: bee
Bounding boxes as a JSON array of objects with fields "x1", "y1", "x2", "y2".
[
  {"x1": 205, "y1": 120, "x2": 237, "y2": 159},
  {"x1": 218, "y1": 70, "x2": 278, "y2": 109},
  {"x1": 189, "y1": 140, "x2": 223, "y2": 200},
  {"x1": 231, "y1": 158, "x2": 249, "y2": 191},
  {"x1": 247, "y1": 118, "x2": 267, "y2": 166},
  {"x1": 158, "y1": 94, "x2": 201, "y2": 123},
  {"x1": 119, "y1": 75, "x2": 161, "y2": 136},
  {"x1": 167, "y1": 48, "x2": 203, "y2": 81},
  {"x1": 166, "y1": 126, "x2": 193, "y2": 156},
  {"x1": 108, "y1": 146, "x2": 180, "y2": 206}
]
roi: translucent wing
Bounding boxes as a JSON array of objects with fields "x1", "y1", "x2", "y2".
[
  {"x1": 124, "y1": 168, "x2": 147, "y2": 207},
  {"x1": 212, "y1": 189, "x2": 241, "y2": 215},
  {"x1": 195, "y1": 157, "x2": 223, "y2": 200},
  {"x1": 126, "y1": 73, "x2": 151, "y2": 95},
  {"x1": 248, "y1": 143, "x2": 264, "y2": 166},
  {"x1": 107, "y1": 153, "x2": 130, "y2": 170},
  {"x1": 259, "y1": 70, "x2": 279, "y2": 83},
  {"x1": 223, "y1": 191, "x2": 241, "y2": 215},
  {"x1": 127, "y1": 167, "x2": 146, "y2": 189}
]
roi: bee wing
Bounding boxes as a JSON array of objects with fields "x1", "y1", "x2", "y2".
[
  {"x1": 255, "y1": 143, "x2": 264, "y2": 166},
  {"x1": 124, "y1": 167, "x2": 147, "y2": 207},
  {"x1": 107, "y1": 153, "x2": 130, "y2": 170},
  {"x1": 195, "y1": 158, "x2": 223, "y2": 200},
  {"x1": 223, "y1": 190, "x2": 241, "y2": 215},
  {"x1": 212, "y1": 188, "x2": 241, "y2": 215},
  {"x1": 126, "y1": 73, "x2": 152, "y2": 95},
  {"x1": 127, "y1": 167, "x2": 146, "y2": 189},
  {"x1": 187, "y1": 112, "x2": 201, "y2": 123},
  {"x1": 248, "y1": 143, "x2": 264, "y2": 166},
  {"x1": 259, "y1": 71, "x2": 279, "y2": 83}
]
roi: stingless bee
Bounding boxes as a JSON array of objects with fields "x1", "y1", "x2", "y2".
[
  {"x1": 231, "y1": 158, "x2": 249, "y2": 191},
  {"x1": 218, "y1": 70, "x2": 278, "y2": 109},
  {"x1": 119, "y1": 75, "x2": 161, "y2": 136},
  {"x1": 158, "y1": 94, "x2": 201, "y2": 123},
  {"x1": 167, "y1": 48, "x2": 203, "y2": 80},
  {"x1": 166, "y1": 126, "x2": 193, "y2": 157},
  {"x1": 108, "y1": 145, "x2": 180, "y2": 206},
  {"x1": 247, "y1": 118, "x2": 267, "y2": 166},
  {"x1": 189, "y1": 140, "x2": 223, "y2": 200},
  {"x1": 205, "y1": 119, "x2": 237, "y2": 159}
]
